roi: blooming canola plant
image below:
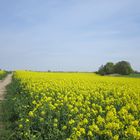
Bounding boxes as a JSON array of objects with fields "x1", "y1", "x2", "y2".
[{"x1": 12, "y1": 71, "x2": 140, "y2": 139}]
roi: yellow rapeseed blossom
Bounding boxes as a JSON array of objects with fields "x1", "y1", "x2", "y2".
[
  {"x1": 28, "y1": 111, "x2": 34, "y2": 117},
  {"x1": 69, "y1": 119, "x2": 75, "y2": 125},
  {"x1": 13, "y1": 71, "x2": 140, "y2": 139},
  {"x1": 87, "y1": 130, "x2": 93, "y2": 137},
  {"x1": 41, "y1": 111, "x2": 45, "y2": 116},
  {"x1": 62, "y1": 126, "x2": 67, "y2": 130},
  {"x1": 19, "y1": 124, "x2": 23, "y2": 129}
]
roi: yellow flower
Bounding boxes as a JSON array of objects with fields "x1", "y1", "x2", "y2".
[
  {"x1": 79, "y1": 128, "x2": 85, "y2": 134},
  {"x1": 79, "y1": 114, "x2": 83, "y2": 119},
  {"x1": 28, "y1": 111, "x2": 34, "y2": 117},
  {"x1": 40, "y1": 118, "x2": 44, "y2": 122},
  {"x1": 131, "y1": 120, "x2": 139, "y2": 126},
  {"x1": 72, "y1": 127, "x2": 77, "y2": 131},
  {"x1": 83, "y1": 118, "x2": 88, "y2": 124},
  {"x1": 32, "y1": 100, "x2": 36, "y2": 105},
  {"x1": 41, "y1": 111, "x2": 45, "y2": 116},
  {"x1": 126, "y1": 125, "x2": 137, "y2": 137},
  {"x1": 113, "y1": 135, "x2": 119, "y2": 140},
  {"x1": 96, "y1": 115, "x2": 105, "y2": 126},
  {"x1": 69, "y1": 119, "x2": 75, "y2": 125},
  {"x1": 87, "y1": 131, "x2": 93, "y2": 137},
  {"x1": 19, "y1": 124, "x2": 23, "y2": 128},
  {"x1": 62, "y1": 125, "x2": 67, "y2": 130},
  {"x1": 89, "y1": 124, "x2": 99, "y2": 132},
  {"x1": 74, "y1": 107, "x2": 78, "y2": 113},
  {"x1": 54, "y1": 118, "x2": 58, "y2": 123},
  {"x1": 76, "y1": 131, "x2": 81, "y2": 137},
  {"x1": 25, "y1": 119, "x2": 30, "y2": 123},
  {"x1": 53, "y1": 123, "x2": 58, "y2": 127}
]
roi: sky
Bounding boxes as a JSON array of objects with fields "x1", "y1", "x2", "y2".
[{"x1": 0, "y1": 0, "x2": 140, "y2": 71}]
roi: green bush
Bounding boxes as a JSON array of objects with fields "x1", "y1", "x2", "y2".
[
  {"x1": 114, "y1": 61, "x2": 133, "y2": 75},
  {"x1": 98, "y1": 61, "x2": 133, "y2": 75}
]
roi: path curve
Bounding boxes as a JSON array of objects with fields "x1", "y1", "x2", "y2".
[{"x1": 0, "y1": 74, "x2": 13, "y2": 101}]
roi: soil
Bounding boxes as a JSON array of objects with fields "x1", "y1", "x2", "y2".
[{"x1": 0, "y1": 74, "x2": 12, "y2": 101}]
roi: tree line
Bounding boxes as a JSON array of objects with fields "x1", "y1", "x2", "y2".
[{"x1": 97, "y1": 61, "x2": 133, "y2": 75}]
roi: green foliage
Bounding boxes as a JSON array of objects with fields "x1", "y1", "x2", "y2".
[
  {"x1": 0, "y1": 79, "x2": 20, "y2": 140},
  {"x1": 98, "y1": 65, "x2": 106, "y2": 75},
  {"x1": 98, "y1": 62, "x2": 114, "y2": 75},
  {"x1": 122, "y1": 73, "x2": 140, "y2": 78},
  {"x1": 114, "y1": 61, "x2": 133, "y2": 75},
  {"x1": 0, "y1": 70, "x2": 7, "y2": 80},
  {"x1": 104, "y1": 62, "x2": 114, "y2": 74},
  {"x1": 98, "y1": 61, "x2": 133, "y2": 75}
]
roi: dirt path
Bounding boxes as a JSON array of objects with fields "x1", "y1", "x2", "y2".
[
  {"x1": 0, "y1": 74, "x2": 12, "y2": 133},
  {"x1": 0, "y1": 74, "x2": 12, "y2": 101}
]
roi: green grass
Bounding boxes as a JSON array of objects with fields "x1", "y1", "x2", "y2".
[
  {"x1": 0, "y1": 81, "x2": 18, "y2": 140},
  {"x1": 123, "y1": 73, "x2": 140, "y2": 78},
  {"x1": 0, "y1": 72, "x2": 7, "y2": 80},
  {"x1": 108, "y1": 73, "x2": 140, "y2": 78}
]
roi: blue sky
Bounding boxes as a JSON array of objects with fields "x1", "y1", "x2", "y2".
[{"x1": 0, "y1": 0, "x2": 140, "y2": 71}]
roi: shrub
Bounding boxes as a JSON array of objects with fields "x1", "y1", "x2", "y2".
[{"x1": 114, "y1": 61, "x2": 133, "y2": 75}]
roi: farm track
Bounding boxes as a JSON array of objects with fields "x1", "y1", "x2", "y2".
[{"x1": 0, "y1": 74, "x2": 12, "y2": 132}]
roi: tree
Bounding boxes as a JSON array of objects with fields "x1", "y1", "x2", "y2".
[
  {"x1": 98, "y1": 65, "x2": 106, "y2": 75},
  {"x1": 114, "y1": 61, "x2": 133, "y2": 75},
  {"x1": 98, "y1": 61, "x2": 133, "y2": 75},
  {"x1": 98, "y1": 62, "x2": 114, "y2": 75},
  {"x1": 104, "y1": 62, "x2": 114, "y2": 74}
]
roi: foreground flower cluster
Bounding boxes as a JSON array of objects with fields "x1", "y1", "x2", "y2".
[{"x1": 12, "y1": 71, "x2": 140, "y2": 140}]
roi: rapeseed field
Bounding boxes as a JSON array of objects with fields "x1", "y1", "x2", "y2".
[{"x1": 11, "y1": 71, "x2": 140, "y2": 140}]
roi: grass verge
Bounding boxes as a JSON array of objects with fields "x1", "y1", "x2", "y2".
[
  {"x1": 0, "y1": 71, "x2": 8, "y2": 80},
  {"x1": 123, "y1": 73, "x2": 140, "y2": 78},
  {"x1": 0, "y1": 79, "x2": 19, "y2": 140}
]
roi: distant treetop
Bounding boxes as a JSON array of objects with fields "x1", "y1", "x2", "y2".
[{"x1": 98, "y1": 61, "x2": 133, "y2": 75}]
